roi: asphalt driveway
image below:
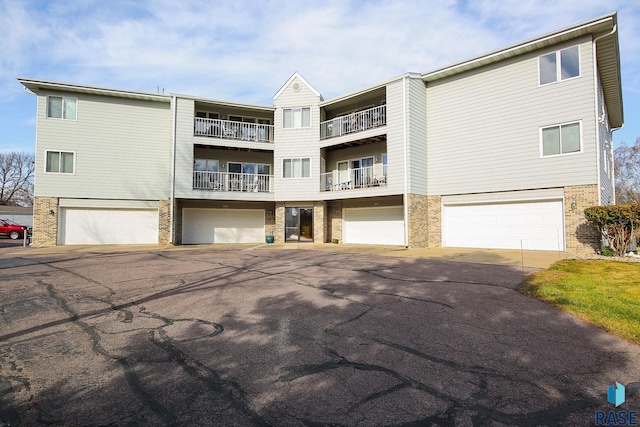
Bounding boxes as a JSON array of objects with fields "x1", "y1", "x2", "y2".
[{"x1": 0, "y1": 248, "x2": 638, "y2": 426}]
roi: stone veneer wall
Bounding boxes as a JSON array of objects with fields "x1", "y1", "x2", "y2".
[
  {"x1": 265, "y1": 202, "x2": 276, "y2": 238},
  {"x1": 32, "y1": 197, "x2": 59, "y2": 247},
  {"x1": 327, "y1": 201, "x2": 343, "y2": 243},
  {"x1": 564, "y1": 184, "x2": 600, "y2": 255},
  {"x1": 426, "y1": 195, "x2": 442, "y2": 248},
  {"x1": 407, "y1": 194, "x2": 428, "y2": 247},
  {"x1": 313, "y1": 201, "x2": 326, "y2": 243},
  {"x1": 274, "y1": 202, "x2": 286, "y2": 243},
  {"x1": 158, "y1": 200, "x2": 171, "y2": 245}
]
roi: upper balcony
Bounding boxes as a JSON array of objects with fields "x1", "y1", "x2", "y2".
[
  {"x1": 194, "y1": 117, "x2": 274, "y2": 143},
  {"x1": 320, "y1": 105, "x2": 386, "y2": 140}
]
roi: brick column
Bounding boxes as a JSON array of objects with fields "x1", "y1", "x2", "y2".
[
  {"x1": 327, "y1": 201, "x2": 343, "y2": 243},
  {"x1": 564, "y1": 185, "x2": 600, "y2": 255},
  {"x1": 427, "y1": 195, "x2": 442, "y2": 248},
  {"x1": 313, "y1": 201, "x2": 326, "y2": 243},
  {"x1": 158, "y1": 200, "x2": 172, "y2": 245},
  {"x1": 274, "y1": 202, "x2": 286, "y2": 243},
  {"x1": 407, "y1": 194, "x2": 429, "y2": 248},
  {"x1": 32, "y1": 197, "x2": 59, "y2": 247}
]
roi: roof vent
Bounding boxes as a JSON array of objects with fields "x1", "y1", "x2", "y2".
[{"x1": 292, "y1": 82, "x2": 300, "y2": 92}]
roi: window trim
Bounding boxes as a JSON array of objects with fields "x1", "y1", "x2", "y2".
[
  {"x1": 539, "y1": 121, "x2": 583, "y2": 158},
  {"x1": 282, "y1": 157, "x2": 311, "y2": 179},
  {"x1": 46, "y1": 96, "x2": 78, "y2": 120},
  {"x1": 538, "y1": 45, "x2": 580, "y2": 87},
  {"x1": 282, "y1": 107, "x2": 311, "y2": 129},
  {"x1": 44, "y1": 150, "x2": 76, "y2": 174}
]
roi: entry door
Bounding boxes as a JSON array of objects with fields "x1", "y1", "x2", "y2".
[{"x1": 285, "y1": 207, "x2": 313, "y2": 242}]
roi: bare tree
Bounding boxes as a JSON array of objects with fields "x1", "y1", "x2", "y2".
[
  {"x1": 614, "y1": 137, "x2": 640, "y2": 205},
  {"x1": 0, "y1": 152, "x2": 35, "y2": 206}
]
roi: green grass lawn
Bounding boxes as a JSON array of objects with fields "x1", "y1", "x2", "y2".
[{"x1": 522, "y1": 259, "x2": 640, "y2": 344}]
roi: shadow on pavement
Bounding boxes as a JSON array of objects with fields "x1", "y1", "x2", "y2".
[{"x1": 0, "y1": 249, "x2": 638, "y2": 425}]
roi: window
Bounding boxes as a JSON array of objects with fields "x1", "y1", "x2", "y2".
[
  {"x1": 47, "y1": 96, "x2": 77, "y2": 120},
  {"x1": 539, "y1": 46, "x2": 579, "y2": 85},
  {"x1": 45, "y1": 150, "x2": 75, "y2": 173},
  {"x1": 194, "y1": 159, "x2": 219, "y2": 172},
  {"x1": 283, "y1": 107, "x2": 311, "y2": 128},
  {"x1": 541, "y1": 122, "x2": 581, "y2": 156},
  {"x1": 283, "y1": 158, "x2": 311, "y2": 178}
]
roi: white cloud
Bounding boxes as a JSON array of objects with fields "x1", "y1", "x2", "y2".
[{"x1": 1, "y1": 0, "x2": 639, "y2": 151}]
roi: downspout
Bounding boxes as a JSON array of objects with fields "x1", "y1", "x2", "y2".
[
  {"x1": 169, "y1": 95, "x2": 177, "y2": 244},
  {"x1": 592, "y1": 24, "x2": 618, "y2": 205},
  {"x1": 402, "y1": 76, "x2": 409, "y2": 248}
]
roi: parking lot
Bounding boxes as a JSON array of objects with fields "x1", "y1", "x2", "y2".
[{"x1": 0, "y1": 247, "x2": 638, "y2": 425}]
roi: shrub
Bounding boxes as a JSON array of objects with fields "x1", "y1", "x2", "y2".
[{"x1": 584, "y1": 204, "x2": 640, "y2": 256}]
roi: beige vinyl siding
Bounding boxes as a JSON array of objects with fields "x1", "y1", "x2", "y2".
[
  {"x1": 35, "y1": 90, "x2": 171, "y2": 200},
  {"x1": 383, "y1": 79, "x2": 407, "y2": 196},
  {"x1": 273, "y1": 76, "x2": 322, "y2": 201},
  {"x1": 406, "y1": 77, "x2": 428, "y2": 195},
  {"x1": 426, "y1": 36, "x2": 597, "y2": 196},
  {"x1": 596, "y1": 76, "x2": 614, "y2": 204},
  {"x1": 174, "y1": 97, "x2": 197, "y2": 198}
]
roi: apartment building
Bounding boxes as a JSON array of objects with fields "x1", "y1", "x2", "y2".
[{"x1": 19, "y1": 13, "x2": 622, "y2": 254}]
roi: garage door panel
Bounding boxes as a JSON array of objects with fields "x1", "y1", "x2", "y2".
[
  {"x1": 183, "y1": 209, "x2": 264, "y2": 244},
  {"x1": 443, "y1": 200, "x2": 564, "y2": 251},
  {"x1": 60, "y1": 209, "x2": 158, "y2": 245},
  {"x1": 343, "y1": 207, "x2": 404, "y2": 246}
]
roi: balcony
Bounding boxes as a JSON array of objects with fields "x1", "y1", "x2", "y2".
[
  {"x1": 320, "y1": 164, "x2": 387, "y2": 192},
  {"x1": 320, "y1": 105, "x2": 386, "y2": 140},
  {"x1": 194, "y1": 118, "x2": 274, "y2": 143},
  {"x1": 193, "y1": 171, "x2": 273, "y2": 193}
]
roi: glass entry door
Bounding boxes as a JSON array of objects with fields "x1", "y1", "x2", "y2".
[{"x1": 285, "y1": 207, "x2": 313, "y2": 242}]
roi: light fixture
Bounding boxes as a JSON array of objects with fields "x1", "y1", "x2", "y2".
[
  {"x1": 571, "y1": 199, "x2": 577, "y2": 211},
  {"x1": 49, "y1": 209, "x2": 55, "y2": 215}
]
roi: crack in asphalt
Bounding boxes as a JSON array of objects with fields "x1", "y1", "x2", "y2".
[{"x1": 1, "y1": 250, "x2": 638, "y2": 426}]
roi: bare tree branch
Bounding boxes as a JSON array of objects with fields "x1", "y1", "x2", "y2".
[
  {"x1": 614, "y1": 137, "x2": 640, "y2": 205},
  {"x1": 0, "y1": 152, "x2": 35, "y2": 206}
]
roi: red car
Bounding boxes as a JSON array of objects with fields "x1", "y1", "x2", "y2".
[{"x1": 0, "y1": 219, "x2": 31, "y2": 240}]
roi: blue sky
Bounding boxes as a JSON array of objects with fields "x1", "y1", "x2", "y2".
[{"x1": 1, "y1": 0, "x2": 639, "y2": 153}]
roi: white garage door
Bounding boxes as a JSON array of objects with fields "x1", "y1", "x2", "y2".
[
  {"x1": 182, "y1": 209, "x2": 264, "y2": 244},
  {"x1": 60, "y1": 208, "x2": 159, "y2": 245},
  {"x1": 343, "y1": 206, "x2": 405, "y2": 245},
  {"x1": 443, "y1": 200, "x2": 564, "y2": 251}
]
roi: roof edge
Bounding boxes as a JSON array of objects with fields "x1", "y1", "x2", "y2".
[
  {"x1": 17, "y1": 77, "x2": 172, "y2": 102},
  {"x1": 422, "y1": 12, "x2": 617, "y2": 81}
]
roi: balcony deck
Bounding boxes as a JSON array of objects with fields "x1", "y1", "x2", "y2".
[
  {"x1": 320, "y1": 105, "x2": 386, "y2": 140},
  {"x1": 193, "y1": 171, "x2": 273, "y2": 193},
  {"x1": 320, "y1": 164, "x2": 387, "y2": 192},
  {"x1": 194, "y1": 118, "x2": 274, "y2": 143}
]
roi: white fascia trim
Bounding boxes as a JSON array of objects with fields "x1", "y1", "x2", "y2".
[{"x1": 17, "y1": 78, "x2": 171, "y2": 102}]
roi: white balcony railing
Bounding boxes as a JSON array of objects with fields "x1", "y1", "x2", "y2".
[
  {"x1": 193, "y1": 171, "x2": 273, "y2": 193},
  {"x1": 320, "y1": 164, "x2": 387, "y2": 191},
  {"x1": 194, "y1": 118, "x2": 274, "y2": 143},
  {"x1": 320, "y1": 105, "x2": 386, "y2": 140}
]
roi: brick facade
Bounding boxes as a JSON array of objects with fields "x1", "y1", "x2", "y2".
[
  {"x1": 32, "y1": 197, "x2": 59, "y2": 247},
  {"x1": 327, "y1": 201, "x2": 343, "y2": 243},
  {"x1": 158, "y1": 200, "x2": 172, "y2": 245},
  {"x1": 407, "y1": 194, "x2": 428, "y2": 247},
  {"x1": 313, "y1": 201, "x2": 326, "y2": 243},
  {"x1": 274, "y1": 202, "x2": 286, "y2": 243},
  {"x1": 564, "y1": 184, "x2": 600, "y2": 255},
  {"x1": 426, "y1": 195, "x2": 442, "y2": 248},
  {"x1": 265, "y1": 202, "x2": 276, "y2": 239}
]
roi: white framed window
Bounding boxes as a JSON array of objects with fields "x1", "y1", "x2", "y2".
[
  {"x1": 283, "y1": 158, "x2": 311, "y2": 178},
  {"x1": 45, "y1": 150, "x2": 75, "y2": 174},
  {"x1": 283, "y1": 107, "x2": 311, "y2": 128},
  {"x1": 540, "y1": 121, "x2": 582, "y2": 157},
  {"x1": 47, "y1": 96, "x2": 77, "y2": 120},
  {"x1": 539, "y1": 46, "x2": 580, "y2": 86}
]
